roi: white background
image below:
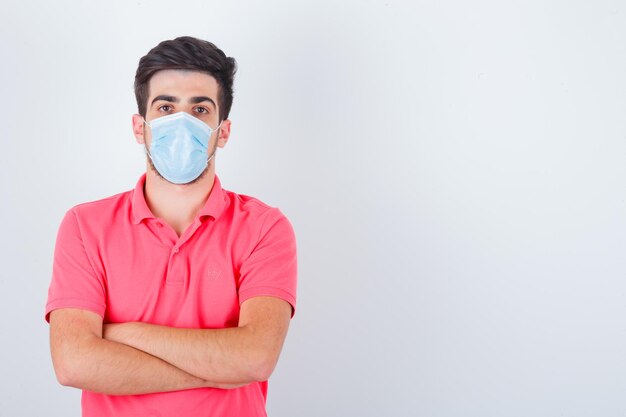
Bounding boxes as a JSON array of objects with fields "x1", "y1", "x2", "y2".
[{"x1": 1, "y1": 1, "x2": 626, "y2": 416}]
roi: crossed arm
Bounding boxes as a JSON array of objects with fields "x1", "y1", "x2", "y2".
[{"x1": 49, "y1": 296, "x2": 292, "y2": 396}]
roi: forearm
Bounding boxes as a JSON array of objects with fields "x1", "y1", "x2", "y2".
[
  {"x1": 104, "y1": 323, "x2": 266, "y2": 384},
  {"x1": 59, "y1": 335, "x2": 246, "y2": 395}
]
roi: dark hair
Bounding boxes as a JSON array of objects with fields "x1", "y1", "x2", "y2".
[{"x1": 134, "y1": 36, "x2": 237, "y2": 122}]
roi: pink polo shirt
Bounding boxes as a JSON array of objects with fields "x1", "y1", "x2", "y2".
[{"x1": 45, "y1": 173, "x2": 297, "y2": 417}]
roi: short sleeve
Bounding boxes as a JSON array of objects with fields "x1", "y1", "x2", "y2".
[
  {"x1": 44, "y1": 208, "x2": 106, "y2": 323},
  {"x1": 238, "y1": 209, "x2": 298, "y2": 318}
]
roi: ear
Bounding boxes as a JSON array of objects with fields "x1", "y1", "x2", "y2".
[
  {"x1": 216, "y1": 119, "x2": 232, "y2": 148},
  {"x1": 132, "y1": 114, "x2": 146, "y2": 144}
]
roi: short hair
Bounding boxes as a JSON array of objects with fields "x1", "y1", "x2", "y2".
[{"x1": 134, "y1": 36, "x2": 237, "y2": 122}]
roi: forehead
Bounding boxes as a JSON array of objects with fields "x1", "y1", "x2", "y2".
[{"x1": 148, "y1": 69, "x2": 219, "y2": 102}]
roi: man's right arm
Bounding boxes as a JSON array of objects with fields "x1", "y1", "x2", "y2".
[{"x1": 49, "y1": 308, "x2": 248, "y2": 395}]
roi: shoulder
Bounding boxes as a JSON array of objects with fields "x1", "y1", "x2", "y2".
[
  {"x1": 220, "y1": 187, "x2": 296, "y2": 240},
  {"x1": 223, "y1": 187, "x2": 289, "y2": 223},
  {"x1": 65, "y1": 188, "x2": 132, "y2": 229}
]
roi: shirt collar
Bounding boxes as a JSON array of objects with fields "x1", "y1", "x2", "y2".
[{"x1": 131, "y1": 172, "x2": 226, "y2": 225}]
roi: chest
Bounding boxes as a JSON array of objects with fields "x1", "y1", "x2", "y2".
[{"x1": 100, "y1": 220, "x2": 244, "y2": 328}]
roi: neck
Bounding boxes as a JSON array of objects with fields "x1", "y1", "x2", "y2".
[{"x1": 144, "y1": 165, "x2": 216, "y2": 227}]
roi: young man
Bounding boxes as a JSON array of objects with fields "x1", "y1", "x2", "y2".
[{"x1": 44, "y1": 36, "x2": 297, "y2": 417}]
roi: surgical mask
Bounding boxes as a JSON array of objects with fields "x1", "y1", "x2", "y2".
[{"x1": 143, "y1": 112, "x2": 222, "y2": 184}]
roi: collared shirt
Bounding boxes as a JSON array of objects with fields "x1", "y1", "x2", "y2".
[{"x1": 45, "y1": 173, "x2": 297, "y2": 417}]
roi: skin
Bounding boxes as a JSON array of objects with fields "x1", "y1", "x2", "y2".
[
  {"x1": 49, "y1": 69, "x2": 293, "y2": 395},
  {"x1": 132, "y1": 69, "x2": 232, "y2": 237}
]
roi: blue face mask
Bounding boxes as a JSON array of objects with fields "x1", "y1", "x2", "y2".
[{"x1": 143, "y1": 112, "x2": 222, "y2": 184}]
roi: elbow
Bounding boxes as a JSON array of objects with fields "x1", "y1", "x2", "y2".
[
  {"x1": 51, "y1": 342, "x2": 94, "y2": 388},
  {"x1": 56, "y1": 371, "x2": 75, "y2": 388},
  {"x1": 53, "y1": 360, "x2": 82, "y2": 388},
  {"x1": 248, "y1": 352, "x2": 279, "y2": 382}
]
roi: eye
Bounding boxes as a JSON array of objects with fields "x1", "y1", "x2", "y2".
[
  {"x1": 158, "y1": 104, "x2": 173, "y2": 112},
  {"x1": 194, "y1": 106, "x2": 210, "y2": 114}
]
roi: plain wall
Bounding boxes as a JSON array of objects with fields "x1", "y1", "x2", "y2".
[{"x1": 1, "y1": 0, "x2": 626, "y2": 415}]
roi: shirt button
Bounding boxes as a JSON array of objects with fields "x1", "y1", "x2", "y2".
[{"x1": 173, "y1": 247, "x2": 179, "y2": 253}]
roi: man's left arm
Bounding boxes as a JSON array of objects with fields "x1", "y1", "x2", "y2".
[{"x1": 103, "y1": 295, "x2": 292, "y2": 385}]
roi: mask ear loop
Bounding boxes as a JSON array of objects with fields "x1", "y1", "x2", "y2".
[
  {"x1": 207, "y1": 119, "x2": 224, "y2": 163},
  {"x1": 142, "y1": 118, "x2": 155, "y2": 160}
]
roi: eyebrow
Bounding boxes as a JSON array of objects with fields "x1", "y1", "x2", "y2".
[{"x1": 151, "y1": 95, "x2": 217, "y2": 109}]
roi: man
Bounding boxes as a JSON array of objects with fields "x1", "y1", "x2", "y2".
[{"x1": 44, "y1": 36, "x2": 297, "y2": 417}]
